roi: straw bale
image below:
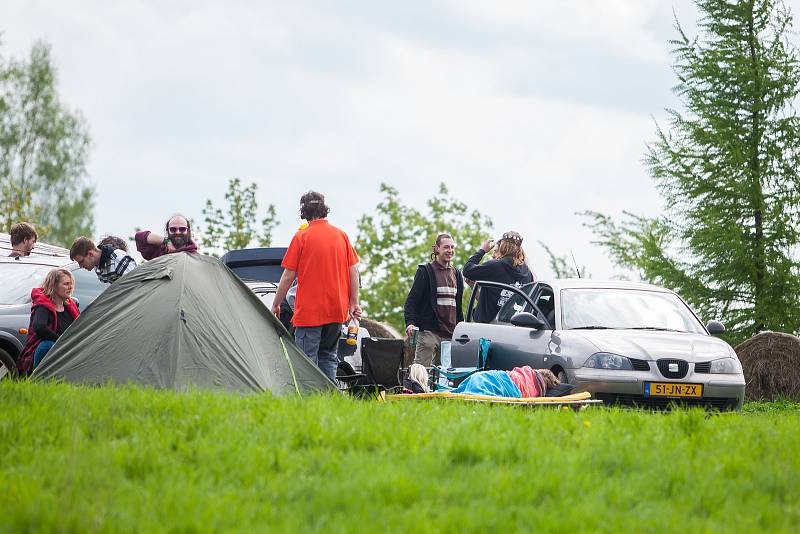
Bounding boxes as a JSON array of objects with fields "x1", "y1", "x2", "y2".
[
  {"x1": 734, "y1": 331, "x2": 800, "y2": 401},
  {"x1": 359, "y1": 318, "x2": 415, "y2": 366},
  {"x1": 360, "y1": 318, "x2": 400, "y2": 339}
]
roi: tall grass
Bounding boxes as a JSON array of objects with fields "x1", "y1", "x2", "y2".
[{"x1": 1, "y1": 381, "x2": 798, "y2": 533}]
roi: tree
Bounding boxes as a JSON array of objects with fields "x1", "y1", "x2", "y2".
[
  {"x1": 356, "y1": 182, "x2": 493, "y2": 331},
  {"x1": 538, "y1": 241, "x2": 589, "y2": 279},
  {"x1": 584, "y1": 0, "x2": 800, "y2": 343},
  {"x1": 200, "y1": 178, "x2": 279, "y2": 256},
  {"x1": 0, "y1": 41, "x2": 94, "y2": 245}
]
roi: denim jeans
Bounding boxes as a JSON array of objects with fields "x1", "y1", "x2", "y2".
[
  {"x1": 295, "y1": 323, "x2": 341, "y2": 382},
  {"x1": 33, "y1": 340, "x2": 55, "y2": 369}
]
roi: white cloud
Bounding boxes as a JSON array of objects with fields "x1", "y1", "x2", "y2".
[{"x1": 5, "y1": 0, "x2": 769, "y2": 282}]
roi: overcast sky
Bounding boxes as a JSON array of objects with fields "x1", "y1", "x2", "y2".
[{"x1": 5, "y1": 1, "x2": 797, "y2": 278}]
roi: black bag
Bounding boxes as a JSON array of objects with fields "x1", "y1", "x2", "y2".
[{"x1": 545, "y1": 383, "x2": 577, "y2": 397}]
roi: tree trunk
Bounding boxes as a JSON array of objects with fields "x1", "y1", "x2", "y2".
[{"x1": 747, "y1": 3, "x2": 766, "y2": 333}]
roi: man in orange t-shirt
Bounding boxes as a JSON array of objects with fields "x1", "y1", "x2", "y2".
[{"x1": 272, "y1": 191, "x2": 361, "y2": 381}]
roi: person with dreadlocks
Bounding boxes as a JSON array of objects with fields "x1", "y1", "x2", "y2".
[
  {"x1": 403, "y1": 233, "x2": 465, "y2": 367},
  {"x1": 271, "y1": 191, "x2": 361, "y2": 382},
  {"x1": 463, "y1": 231, "x2": 533, "y2": 323}
]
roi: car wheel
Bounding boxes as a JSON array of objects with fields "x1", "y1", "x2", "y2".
[
  {"x1": 555, "y1": 368, "x2": 568, "y2": 384},
  {"x1": 0, "y1": 348, "x2": 18, "y2": 380}
]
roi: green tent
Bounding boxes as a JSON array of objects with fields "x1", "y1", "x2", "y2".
[{"x1": 34, "y1": 253, "x2": 335, "y2": 395}]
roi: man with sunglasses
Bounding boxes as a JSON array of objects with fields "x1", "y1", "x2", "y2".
[{"x1": 135, "y1": 214, "x2": 199, "y2": 260}]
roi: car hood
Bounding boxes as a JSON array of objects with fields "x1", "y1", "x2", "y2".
[
  {"x1": 567, "y1": 329, "x2": 734, "y2": 361},
  {"x1": 0, "y1": 303, "x2": 31, "y2": 314}
]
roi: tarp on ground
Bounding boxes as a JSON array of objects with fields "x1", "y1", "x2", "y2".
[{"x1": 34, "y1": 253, "x2": 335, "y2": 395}]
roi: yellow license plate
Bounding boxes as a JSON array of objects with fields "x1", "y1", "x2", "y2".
[{"x1": 645, "y1": 382, "x2": 703, "y2": 397}]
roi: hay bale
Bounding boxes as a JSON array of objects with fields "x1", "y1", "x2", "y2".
[
  {"x1": 734, "y1": 331, "x2": 800, "y2": 401},
  {"x1": 359, "y1": 318, "x2": 415, "y2": 366},
  {"x1": 360, "y1": 317, "x2": 401, "y2": 339}
]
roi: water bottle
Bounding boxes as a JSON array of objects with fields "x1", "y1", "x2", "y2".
[
  {"x1": 439, "y1": 340, "x2": 452, "y2": 387},
  {"x1": 410, "y1": 326, "x2": 419, "y2": 348},
  {"x1": 345, "y1": 318, "x2": 359, "y2": 346}
]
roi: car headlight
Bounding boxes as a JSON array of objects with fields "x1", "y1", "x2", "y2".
[
  {"x1": 583, "y1": 352, "x2": 633, "y2": 370},
  {"x1": 709, "y1": 357, "x2": 742, "y2": 374}
]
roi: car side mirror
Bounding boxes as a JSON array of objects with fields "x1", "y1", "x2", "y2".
[
  {"x1": 510, "y1": 312, "x2": 545, "y2": 329},
  {"x1": 706, "y1": 320, "x2": 725, "y2": 335}
]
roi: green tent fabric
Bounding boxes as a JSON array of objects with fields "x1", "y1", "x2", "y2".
[{"x1": 33, "y1": 253, "x2": 336, "y2": 395}]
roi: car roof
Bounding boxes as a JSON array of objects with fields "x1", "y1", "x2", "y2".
[
  {"x1": 538, "y1": 278, "x2": 674, "y2": 293},
  {"x1": 242, "y1": 280, "x2": 278, "y2": 290},
  {"x1": 0, "y1": 255, "x2": 76, "y2": 268},
  {"x1": 1, "y1": 233, "x2": 72, "y2": 263},
  {"x1": 220, "y1": 247, "x2": 287, "y2": 267}
]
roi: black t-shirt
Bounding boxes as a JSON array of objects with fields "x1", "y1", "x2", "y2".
[{"x1": 31, "y1": 306, "x2": 74, "y2": 341}]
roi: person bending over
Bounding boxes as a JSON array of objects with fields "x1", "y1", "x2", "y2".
[
  {"x1": 70, "y1": 236, "x2": 137, "y2": 284},
  {"x1": 17, "y1": 268, "x2": 80, "y2": 374}
]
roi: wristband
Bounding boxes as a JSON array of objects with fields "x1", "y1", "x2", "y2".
[{"x1": 162, "y1": 237, "x2": 170, "y2": 247}]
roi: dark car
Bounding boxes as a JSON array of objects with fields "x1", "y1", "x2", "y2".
[
  {"x1": 0, "y1": 235, "x2": 108, "y2": 378},
  {"x1": 220, "y1": 247, "x2": 287, "y2": 283}
]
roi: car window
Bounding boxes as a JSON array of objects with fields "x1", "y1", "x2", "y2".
[
  {"x1": 496, "y1": 283, "x2": 537, "y2": 323},
  {"x1": 71, "y1": 268, "x2": 108, "y2": 309},
  {"x1": 0, "y1": 263, "x2": 57, "y2": 304},
  {"x1": 560, "y1": 288, "x2": 705, "y2": 333},
  {"x1": 534, "y1": 286, "x2": 555, "y2": 327}
]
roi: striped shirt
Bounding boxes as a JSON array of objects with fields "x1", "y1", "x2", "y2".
[
  {"x1": 95, "y1": 246, "x2": 137, "y2": 284},
  {"x1": 431, "y1": 261, "x2": 457, "y2": 336}
]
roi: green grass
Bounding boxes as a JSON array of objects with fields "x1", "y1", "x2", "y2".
[{"x1": 1, "y1": 382, "x2": 799, "y2": 533}]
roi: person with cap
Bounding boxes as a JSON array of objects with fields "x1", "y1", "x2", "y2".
[
  {"x1": 462, "y1": 231, "x2": 534, "y2": 323},
  {"x1": 271, "y1": 191, "x2": 361, "y2": 382}
]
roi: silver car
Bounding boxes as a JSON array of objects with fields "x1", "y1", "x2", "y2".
[
  {"x1": 0, "y1": 236, "x2": 107, "y2": 377},
  {"x1": 451, "y1": 279, "x2": 745, "y2": 410}
]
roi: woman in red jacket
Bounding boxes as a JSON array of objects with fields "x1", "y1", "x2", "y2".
[{"x1": 17, "y1": 268, "x2": 80, "y2": 375}]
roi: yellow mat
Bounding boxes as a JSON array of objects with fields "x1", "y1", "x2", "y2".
[{"x1": 386, "y1": 390, "x2": 601, "y2": 406}]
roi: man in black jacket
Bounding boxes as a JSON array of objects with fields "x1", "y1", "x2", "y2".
[{"x1": 403, "y1": 233, "x2": 464, "y2": 366}]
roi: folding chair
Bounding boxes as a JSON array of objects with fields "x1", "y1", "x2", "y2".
[
  {"x1": 430, "y1": 338, "x2": 491, "y2": 391},
  {"x1": 341, "y1": 338, "x2": 405, "y2": 399}
]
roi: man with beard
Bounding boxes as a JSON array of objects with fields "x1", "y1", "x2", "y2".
[
  {"x1": 403, "y1": 233, "x2": 465, "y2": 367},
  {"x1": 135, "y1": 214, "x2": 199, "y2": 260}
]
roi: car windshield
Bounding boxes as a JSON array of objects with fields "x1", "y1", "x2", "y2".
[
  {"x1": 560, "y1": 288, "x2": 705, "y2": 333},
  {"x1": 0, "y1": 263, "x2": 56, "y2": 304}
]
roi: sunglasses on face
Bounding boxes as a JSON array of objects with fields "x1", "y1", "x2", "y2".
[{"x1": 169, "y1": 226, "x2": 189, "y2": 233}]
